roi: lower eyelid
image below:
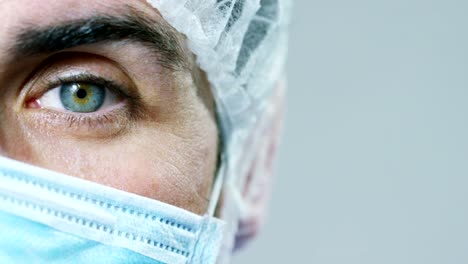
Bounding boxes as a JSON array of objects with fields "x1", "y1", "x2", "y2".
[{"x1": 23, "y1": 106, "x2": 131, "y2": 139}]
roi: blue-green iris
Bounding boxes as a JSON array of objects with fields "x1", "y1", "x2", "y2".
[{"x1": 60, "y1": 83, "x2": 106, "y2": 113}]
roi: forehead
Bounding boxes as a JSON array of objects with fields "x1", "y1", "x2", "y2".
[
  {"x1": 0, "y1": 0, "x2": 157, "y2": 22},
  {"x1": 0, "y1": 0, "x2": 162, "y2": 42}
]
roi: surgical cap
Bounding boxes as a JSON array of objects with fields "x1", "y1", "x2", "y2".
[{"x1": 145, "y1": 0, "x2": 291, "y2": 256}]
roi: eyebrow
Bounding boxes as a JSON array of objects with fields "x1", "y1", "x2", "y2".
[{"x1": 11, "y1": 10, "x2": 186, "y2": 70}]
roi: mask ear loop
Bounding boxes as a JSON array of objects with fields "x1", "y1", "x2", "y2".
[{"x1": 207, "y1": 153, "x2": 227, "y2": 217}]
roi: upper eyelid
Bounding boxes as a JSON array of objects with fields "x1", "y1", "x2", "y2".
[{"x1": 20, "y1": 51, "x2": 141, "y2": 98}]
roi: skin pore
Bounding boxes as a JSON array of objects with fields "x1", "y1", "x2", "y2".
[{"x1": 0, "y1": 0, "x2": 219, "y2": 215}]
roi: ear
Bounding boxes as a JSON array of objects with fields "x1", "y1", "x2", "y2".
[{"x1": 234, "y1": 80, "x2": 286, "y2": 250}]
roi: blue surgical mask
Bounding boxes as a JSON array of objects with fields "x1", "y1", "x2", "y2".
[{"x1": 0, "y1": 157, "x2": 226, "y2": 264}]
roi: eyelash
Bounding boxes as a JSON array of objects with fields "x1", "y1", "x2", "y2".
[{"x1": 35, "y1": 108, "x2": 126, "y2": 132}]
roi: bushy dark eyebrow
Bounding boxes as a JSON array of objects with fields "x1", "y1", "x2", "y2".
[{"x1": 11, "y1": 11, "x2": 186, "y2": 70}]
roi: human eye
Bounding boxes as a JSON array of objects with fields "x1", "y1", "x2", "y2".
[
  {"x1": 21, "y1": 54, "x2": 142, "y2": 139},
  {"x1": 30, "y1": 75, "x2": 125, "y2": 114}
]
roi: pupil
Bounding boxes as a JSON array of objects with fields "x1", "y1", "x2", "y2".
[{"x1": 76, "y1": 88, "x2": 87, "y2": 99}]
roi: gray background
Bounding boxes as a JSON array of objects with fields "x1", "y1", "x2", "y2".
[{"x1": 235, "y1": 0, "x2": 468, "y2": 263}]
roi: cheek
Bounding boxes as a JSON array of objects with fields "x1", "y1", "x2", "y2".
[
  {"x1": 0, "y1": 107, "x2": 34, "y2": 159},
  {"x1": 0, "y1": 119, "x2": 218, "y2": 215}
]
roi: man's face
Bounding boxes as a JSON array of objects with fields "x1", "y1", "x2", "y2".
[{"x1": 0, "y1": 1, "x2": 219, "y2": 215}]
